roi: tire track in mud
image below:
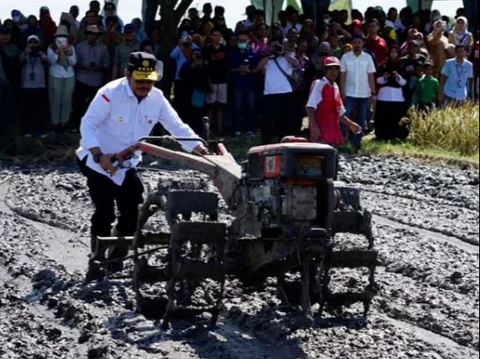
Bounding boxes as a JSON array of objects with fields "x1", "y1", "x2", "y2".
[
  {"x1": 373, "y1": 215, "x2": 479, "y2": 254},
  {"x1": 0, "y1": 181, "x2": 304, "y2": 359}
]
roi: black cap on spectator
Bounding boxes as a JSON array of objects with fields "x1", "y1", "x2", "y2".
[{"x1": 124, "y1": 24, "x2": 135, "y2": 32}]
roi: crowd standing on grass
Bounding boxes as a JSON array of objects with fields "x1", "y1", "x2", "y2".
[{"x1": 0, "y1": 1, "x2": 478, "y2": 149}]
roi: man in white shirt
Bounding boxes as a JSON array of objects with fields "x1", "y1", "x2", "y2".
[
  {"x1": 340, "y1": 33, "x2": 377, "y2": 150},
  {"x1": 77, "y1": 52, "x2": 208, "y2": 266},
  {"x1": 255, "y1": 40, "x2": 299, "y2": 144}
]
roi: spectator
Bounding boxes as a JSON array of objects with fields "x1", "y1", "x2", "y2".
[
  {"x1": 449, "y1": 17, "x2": 474, "y2": 54},
  {"x1": 2, "y1": 19, "x2": 24, "y2": 49},
  {"x1": 0, "y1": 25, "x2": 21, "y2": 132},
  {"x1": 340, "y1": 34, "x2": 376, "y2": 149},
  {"x1": 427, "y1": 20, "x2": 450, "y2": 77},
  {"x1": 171, "y1": 33, "x2": 200, "y2": 120},
  {"x1": 131, "y1": 18, "x2": 148, "y2": 43},
  {"x1": 440, "y1": 45, "x2": 474, "y2": 105},
  {"x1": 251, "y1": 23, "x2": 270, "y2": 58},
  {"x1": 213, "y1": 16, "x2": 232, "y2": 42},
  {"x1": 306, "y1": 57, "x2": 362, "y2": 147},
  {"x1": 202, "y1": 3, "x2": 213, "y2": 24},
  {"x1": 293, "y1": 38, "x2": 310, "y2": 134},
  {"x1": 228, "y1": 31, "x2": 259, "y2": 137},
  {"x1": 203, "y1": 28, "x2": 229, "y2": 135},
  {"x1": 60, "y1": 12, "x2": 80, "y2": 45},
  {"x1": 310, "y1": 42, "x2": 333, "y2": 78},
  {"x1": 19, "y1": 35, "x2": 49, "y2": 137},
  {"x1": 470, "y1": 36, "x2": 479, "y2": 100},
  {"x1": 409, "y1": 63, "x2": 424, "y2": 107},
  {"x1": 47, "y1": 25, "x2": 77, "y2": 133},
  {"x1": 72, "y1": 25, "x2": 110, "y2": 130},
  {"x1": 401, "y1": 40, "x2": 427, "y2": 83},
  {"x1": 188, "y1": 8, "x2": 199, "y2": 21},
  {"x1": 112, "y1": 24, "x2": 139, "y2": 79},
  {"x1": 300, "y1": 19, "x2": 319, "y2": 58},
  {"x1": 148, "y1": 27, "x2": 163, "y2": 61},
  {"x1": 24, "y1": 16, "x2": 44, "y2": 44},
  {"x1": 328, "y1": 34, "x2": 343, "y2": 59},
  {"x1": 386, "y1": 7, "x2": 403, "y2": 32},
  {"x1": 366, "y1": 19, "x2": 389, "y2": 65},
  {"x1": 375, "y1": 45, "x2": 408, "y2": 140},
  {"x1": 69, "y1": 5, "x2": 81, "y2": 29},
  {"x1": 256, "y1": 39, "x2": 299, "y2": 144},
  {"x1": 39, "y1": 13, "x2": 57, "y2": 47},
  {"x1": 284, "y1": 28, "x2": 299, "y2": 53},
  {"x1": 243, "y1": 6, "x2": 256, "y2": 31},
  {"x1": 102, "y1": 2, "x2": 124, "y2": 30},
  {"x1": 179, "y1": 49, "x2": 210, "y2": 134},
  {"x1": 102, "y1": 16, "x2": 124, "y2": 61},
  {"x1": 271, "y1": 23, "x2": 284, "y2": 44},
  {"x1": 282, "y1": 8, "x2": 302, "y2": 38},
  {"x1": 78, "y1": 10, "x2": 104, "y2": 43},
  {"x1": 417, "y1": 62, "x2": 441, "y2": 112}
]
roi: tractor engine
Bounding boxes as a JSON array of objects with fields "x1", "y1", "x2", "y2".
[{"x1": 241, "y1": 138, "x2": 338, "y2": 239}]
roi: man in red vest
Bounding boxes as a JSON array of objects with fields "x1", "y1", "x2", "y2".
[{"x1": 306, "y1": 57, "x2": 362, "y2": 147}]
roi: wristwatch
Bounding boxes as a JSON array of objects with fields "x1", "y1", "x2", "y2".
[{"x1": 93, "y1": 153, "x2": 103, "y2": 163}]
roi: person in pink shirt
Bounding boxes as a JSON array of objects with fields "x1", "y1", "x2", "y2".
[
  {"x1": 250, "y1": 23, "x2": 270, "y2": 58},
  {"x1": 306, "y1": 57, "x2": 362, "y2": 147}
]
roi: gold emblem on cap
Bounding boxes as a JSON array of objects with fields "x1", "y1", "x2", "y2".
[{"x1": 142, "y1": 60, "x2": 150, "y2": 67}]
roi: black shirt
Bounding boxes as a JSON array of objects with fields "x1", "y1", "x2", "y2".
[{"x1": 203, "y1": 44, "x2": 229, "y2": 84}]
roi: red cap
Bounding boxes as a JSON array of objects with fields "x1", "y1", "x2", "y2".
[
  {"x1": 324, "y1": 56, "x2": 341, "y2": 67},
  {"x1": 353, "y1": 19, "x2": 363, "y2": 28}
]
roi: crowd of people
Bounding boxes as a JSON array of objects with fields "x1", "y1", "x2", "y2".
[{"x1": 0, "y1": 1, "x2": 478, "y2": 148}]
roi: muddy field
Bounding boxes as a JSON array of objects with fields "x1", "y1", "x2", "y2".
[{"x1": 0, "y1": 155, "x2": 478, "y2": 359}]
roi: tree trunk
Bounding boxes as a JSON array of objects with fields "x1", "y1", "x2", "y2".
[{"x1": 157, "y1": 0, "x2": 194, "y2": 100}]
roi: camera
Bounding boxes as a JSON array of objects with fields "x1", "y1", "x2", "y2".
[{"x1": 243, "y1": 59, "x2": 250, "y2": 67}]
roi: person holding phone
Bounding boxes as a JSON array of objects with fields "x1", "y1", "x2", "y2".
[
  {"x1": 47, "y1": 25, "x2": 77, "y2": 133},
  {"x1": 374, "y1": 45, "x2": 409, "y2": 140},
  {"x1": 72, "y1": 25, "x2": 110, "y2": 131}
]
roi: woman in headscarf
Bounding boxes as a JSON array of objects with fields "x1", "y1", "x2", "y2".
[
  {"x1": 132, "y1": 18, "x2": 149, "y2": 43},
  {"x1": 374, "y1": 45, "x2": 408, "y2": 140},
  {"x1": 449, "y1": 17, "x2": 474, "y2": 54},
  {"x1": 400, "y1": 28, "x2": 419, "y2": 56}
]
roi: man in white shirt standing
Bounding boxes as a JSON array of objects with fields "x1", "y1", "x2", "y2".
[
  {"x1": 340, "y1": 33, "x2": 377, "y2": 150},
  {"x1": 255, "y1": 40, "x2": 299, "y2": 144},
  {"x1": 76, "y1": 52, "x2": 208, "y2": 268}
]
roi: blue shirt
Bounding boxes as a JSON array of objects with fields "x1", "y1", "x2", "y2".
[
  {"x1": 441, "y1": 58, "x2": 474, "y2": 100},
  {"x1": 170, "y1": 44, "x2": 200, "y2": 81},
  {"x1": 228, "y1": 47, "x2": 259, "y2": 89}
]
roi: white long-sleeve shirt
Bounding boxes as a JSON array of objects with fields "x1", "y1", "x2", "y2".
[
  {"x1": 76, "y1": 78, "x2": 202, "y2": 185},
  {"x1": 376, "y1": 75, "x2": 407, "y2": 102},
  {"x1": 47, "y1": 47, "x2": 77, "y2": 78}
]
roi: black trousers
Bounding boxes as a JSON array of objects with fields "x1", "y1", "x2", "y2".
[
  {"x1": 21, "y1": 88, "x2": 49, "y2": 134},
  {"x1": 77, "y1": 157, "x2": 144, "y2": 238},
  {"x1": 72, "y1": 81, "x2": 100, "y2": 130},
  {"x1": 262, "y1": 93, "x2": 295, "y2": 144}
]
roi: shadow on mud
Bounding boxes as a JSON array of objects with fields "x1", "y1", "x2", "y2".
[{"x1": 28, "y1": 269, "x2": 370, "y2": 357}]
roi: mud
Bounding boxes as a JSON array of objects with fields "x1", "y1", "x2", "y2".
[{"x1": 0, "y1": 155, "x2": 478, "y2": 359}]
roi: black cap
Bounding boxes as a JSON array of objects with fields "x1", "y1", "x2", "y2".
[
  {"x1": 128, "y1": 52, "x2": 158, "y2": 81},
  {"x1": 0, "y1": 26, "x2": 11, "y2": 35}
]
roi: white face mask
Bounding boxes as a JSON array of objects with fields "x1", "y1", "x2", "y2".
[{"x1": 56, "y1": 37, "x2": 68, "y2": 47}]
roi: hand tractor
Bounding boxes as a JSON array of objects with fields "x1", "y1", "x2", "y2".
[{"x1": 87, "y1": 127, "x2": 378, "y2": 330}]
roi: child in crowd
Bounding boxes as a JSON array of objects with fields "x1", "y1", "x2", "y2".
[
  {"x1": 417, "y1": 62, "x2": 440, "y2": 112},
  {"x1": 409, "y1": 63, "x2": 424, "y2": 107}
]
